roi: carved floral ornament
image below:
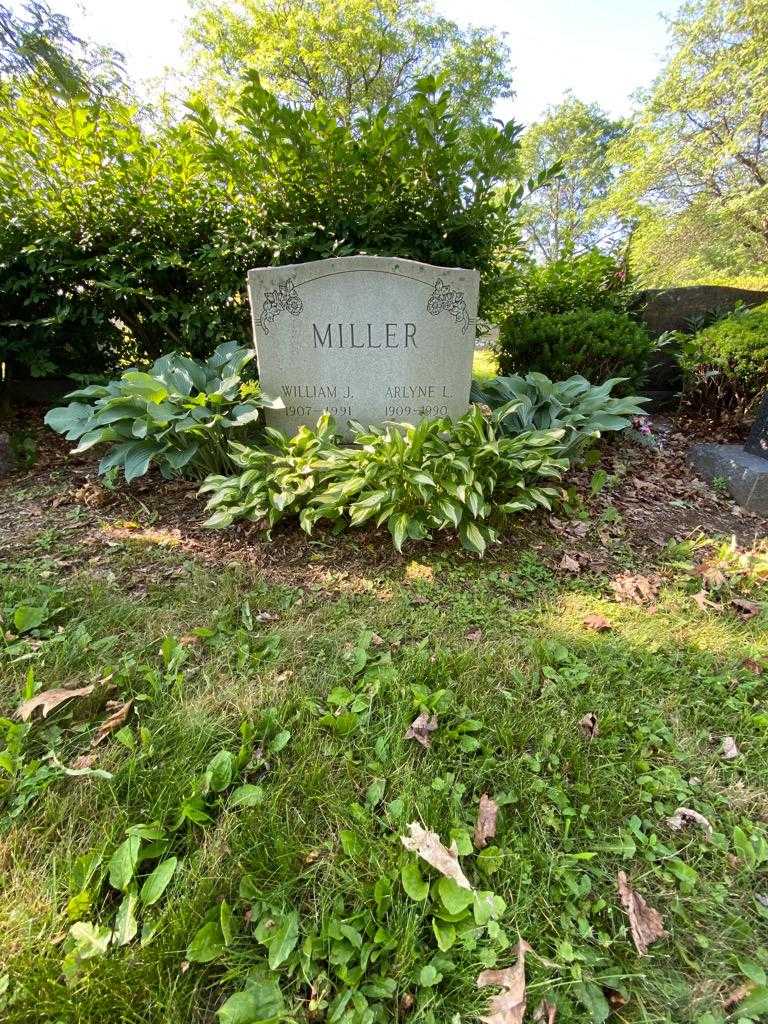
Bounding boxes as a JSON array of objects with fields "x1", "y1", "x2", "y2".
[{"x1": 256, "y1": 274, "x2": 470, "y2": 335}]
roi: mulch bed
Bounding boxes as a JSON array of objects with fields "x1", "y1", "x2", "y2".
[{"x1": 1, "y1": 404, "x2": 765, "y2": 589}]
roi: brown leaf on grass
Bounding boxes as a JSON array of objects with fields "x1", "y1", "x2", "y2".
[
  {"x1": 578, "y1": 712, "x2": 599, "y2": 739},
  {"x1": 91, "y1": 699, "x2": 133, "y2": 746},
  {"x1": 400, "y1": 822, "x2": 472, "y2": 890},
  {"x1": 474, "y1": 793, "x2": 498, "y2": 849},
  {"x1": 404, "y1": 712, "x2": 438, "y2": 749},
  {"x1": 583, "y1": 613, "x2": 611, "y2": 632},
  {"x1": 617, "y1": 871, "x2": 666, "y2": 955},
  {"x1": 399, "y1": 993, "x2": 415, "y2": 1014},
  {"x1": 731, "y1": 597, "x2": 761, "y2": 620},
  {"x1": 724, "y1": 982, "x2": 756, "y2": 1011},
  {"x1": 665, "y1": 807, "x2": 713, "y2": 837},
  {"x1": 609, "y1": 572, "x2": 659, "y2": 608},
  {"x1": 466, "y1": 627, "x2": 483, "y2": 642},
  {"x1": 532, "y1": 1000, "x2": 557, "y2": 1024},
  {"x1": 559, "y1": 554, "x2": 581, "y2": 574},
  {"x1": 721, "y1": 735, "x2": 740, "y2": 760},
  {"x1": 697, "y1": 562, "x2": 727, "y2": 590},
  {"x1": 70, "y1": 754, "x2": 98, "y2": 771},
  {"x1": 16, "y1": 684, "x2": 95, "y2": 722},
  {"x1": 743, "y1": 657, "x2": 765, "y2": 675},
  {"x1": 692, "y1": 590, "x2": 721, "y2": 612},
  {"x1": 476, "y1": 938, "x2": 533, "y2": 1024}
]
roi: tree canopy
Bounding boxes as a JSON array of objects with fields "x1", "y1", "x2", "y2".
[
  {"x1": 185, "y1": 0, "x2": 513, "y2": 125},
  {"x1": 516, "y1": 95, "x2": 626, "y2": 263},
  {"x1": 608, "y1": 0, "x2": 768, "y2": 284}
]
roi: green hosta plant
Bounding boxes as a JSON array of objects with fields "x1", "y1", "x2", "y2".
[
  {"x1": 200, "y1": 408, "x2": 568, "y2": 555},
  {"x1": 44, "y1": 342, "x2": 283, "y2": 481},
  {"x1": 471, "y1": 372, "x2": 649, "y2": 458}
]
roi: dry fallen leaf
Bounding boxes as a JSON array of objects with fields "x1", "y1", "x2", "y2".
[
  {"x1": 578, "y1": 712, "x2": 599, "y2": 739},
  {"x1": 474, "y1": 793, "x2": 499, "y2": 849},
  {"x1": 476, "y1": 939, "x2": 532, "y2": 1024},
  {"x1": 731, "y1": 597, "x2": 761, "y2": 620},
  {"x1": 583, "y1": 613, "x2": 611, "y2": 632},
  {"x1": 70, "y1": 753, "x2": 98, "y2": 771},
  {"x1": 692, "y1": 590, "x2": 721, "y2": 612},
  {"x1": 609, "y1": 572, "x2": 659, "y2": 608},
  {"x1": 91, "y1": 699, "x2": 133, "y2": 746},
  {"x1": 617, "y1": 871, "x2": 666, "y2": 955},
  {"x1": 559, "y1": 554, "x2": 581, "y2": 574},
  {"x1": 724, "y1": 982, "x2": 756, "y2": 1011},
  {"x1": 665, "y1": 807, "x2": 713, "y2": 837},
  {"x1": 466, "y1": 627, "x2": 483, "y2": 642},
  {"x1": 532, "y1": 1000, "x2": 557, "y2": 1024},
  {"x1": 721, "y1": 735, "x2": 740, "y2": 760},
  {"x1": 404, "y1": 712, "x2": 438, "y2": 749},
  {"x1": 401, "y1": 822, "x2": 472, "y2": 890},
  {"x1": 16, "y1": 684, "x2": 95, "y2": 722},
  {"x1": 399, "y1": 993, "x2": 415, "y2": 1014},
  {"x1": 742, "y1": 657, "x2": 765, "y2": 675}
]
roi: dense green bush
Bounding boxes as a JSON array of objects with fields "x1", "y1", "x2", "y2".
[
  {"x1": 509, "y1": 250, "x2": 631, "y2": 316},
  {"x1": 471, "y1": 372, "x2": 648, "y2": 457},
  {"x1": 496, "y1": 308, "x2": 652, "y2": 390},
  {"x1": 200, "y1": 409, "x2": 568, "y2": 555},
  {"x1": 44, "y1": 343, "x2": 281, "y2": 480},
  {"x1": 1, "y1": 32, "x2": 530, "y2": 378},
  {"x1": 681, "y1": 302, "x2": 768, "y2": 413}
]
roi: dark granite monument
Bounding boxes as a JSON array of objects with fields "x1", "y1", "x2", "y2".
[
  {"x1": 689, "y1": 392, "x2": 768, "y2": 513},
  {"x1": 744, "y1": 394, "x2": 768, "y2": 460}
]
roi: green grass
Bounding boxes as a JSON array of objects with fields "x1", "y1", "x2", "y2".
[
  {"x1": 1, "y1": 523, "x2": 767, "y2": 1023},
  {"x1": 472, "y1": 348, "x2": 498, "y2": 381}
]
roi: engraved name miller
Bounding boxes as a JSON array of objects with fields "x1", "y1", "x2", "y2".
[{"x1": 247, "y1": 255, "x2": 479, "y2": 438}]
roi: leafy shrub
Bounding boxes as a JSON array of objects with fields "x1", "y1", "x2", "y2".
[
  {"x1": 510, "y1": 250, "x2": 630, "y2": 316},
  {"x1": 1, "y1": 44, "x2": 530, "y2": 377},
  {"x1": 681, "y1": 302, "x2": 768, "y2": 414},
  {"x1": 497, "y1": 308, "x2": 652, "y2": 391},
  {"x1": 471, "y1": 372, "x2": 648, "y2": 457},
  {"x1": 200, "y1": 409, "x2": 568, "y2": 555},
  {"x1": 44, "y1": 343, "x2": 281, "y2": 481}
]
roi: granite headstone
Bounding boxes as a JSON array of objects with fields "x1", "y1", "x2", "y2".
[
  {"x1": 744, "y1": 392, "x2": 768, "y2": 460},
  {"x1": 689, "y1": 391, "x2": 768, "y2": 513},
  {"x1": 247, "y1": 256, "x2": 479, "y2": 437}
]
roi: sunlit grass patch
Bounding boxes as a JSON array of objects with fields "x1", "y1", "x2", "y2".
[{"x1": 1, "y1": 537, "x2": 767, "y2": 1022}]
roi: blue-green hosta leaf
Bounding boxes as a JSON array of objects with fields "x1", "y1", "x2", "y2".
[
  {"x1": 72, "y1": 428, "x2": 113, "y2": 453},
  {"x1": 163, "y1": 444, "x2": 199, "y2": 470},
  {"x1": 227, "y1": 403, "x2": 264, "y2": 427},
  {"x1": 44, "y1": 403, "x2": 92, "y2": 436},
  {"x1": 123, "y1": 440, "x2": 162, "y2": 482},
  {"x1": 120, "y1": 371, "x2": 168, "y2": 402}
]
